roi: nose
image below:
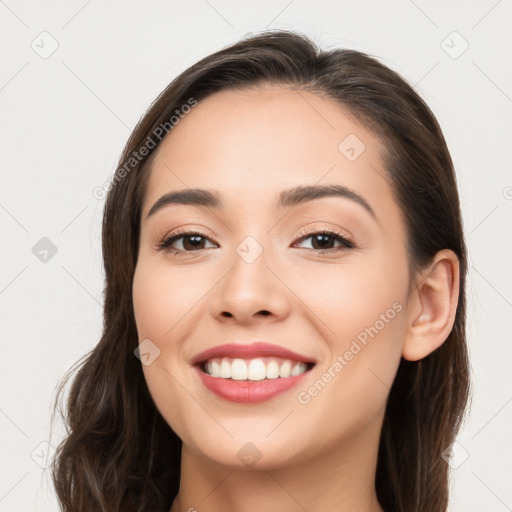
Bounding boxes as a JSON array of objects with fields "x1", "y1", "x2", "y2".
[{"x1": 210, "y1": 244, "x2": 291, "y2": 325}]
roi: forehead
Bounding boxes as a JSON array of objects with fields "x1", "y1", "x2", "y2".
[{"x1": 142, "y1": 85, "x2": 396, "y2": 221}]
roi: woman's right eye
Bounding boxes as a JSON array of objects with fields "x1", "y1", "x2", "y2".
[{"x1": 157, "y1": 231, "x2": 217, "y2": 255}]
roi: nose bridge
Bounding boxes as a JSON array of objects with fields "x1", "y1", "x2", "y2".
[{"x1": 210, "y1": 234, "x2": 290, "y2": 322}]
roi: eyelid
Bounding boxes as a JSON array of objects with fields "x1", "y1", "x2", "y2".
[{"x1": 293, "y1": 224, "x2": 356, "y2": 245}]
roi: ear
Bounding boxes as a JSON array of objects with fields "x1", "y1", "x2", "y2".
[{"x1": 402, "y1": 249, "x2": 460, "y2": 361}]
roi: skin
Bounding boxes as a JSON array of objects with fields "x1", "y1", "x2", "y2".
[{"x1": 132, "y1": 85, "x2": 460, "y2": 512}]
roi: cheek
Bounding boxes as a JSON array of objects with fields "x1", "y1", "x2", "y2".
[
  {"x1": 289, "y1": 253, "x2": 408, "y2": 351},
  {"x1": 293, "y1": 296, "x2": 405, "y2": 444},
  {"x1": 132, "y1": 261, "x2": 198, "y2": 441},
  {"x1": 132, "y1": 259, "x2": 205, "y2": 343},
  {"x1": 289, "y1": 253, "x2": 408, "y2": 418}
]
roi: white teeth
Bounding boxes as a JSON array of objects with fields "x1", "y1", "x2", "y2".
[
  {"x1": 291, "y1": 362, "x2": 307, "y2": 376},
  {"x1": 266, "y1": 360, "x2": 280, "y2": 379},
  {"x1": 219, "y1": 359, "x2": 231, "y2": 378},
  {"x1": 203, "y1": 357, "x2": 311, "y2": 380},
  {"x1": 211, "y1": 360, "x2": 221, "y2": 377},
  {"x1": 231, "y1": 358, "x2": 248, "y2": 380},
  {"x1": 247, "y1": 359, "x2": 266, "y2": 381},
  {"x1": 279, "y1": 360, "x2": 292, "y2": 378}
]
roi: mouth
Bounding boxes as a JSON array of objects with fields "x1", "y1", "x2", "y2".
[
  {"x1": 191, "y1": 342, "x2": 316, "y2": 403},
  {"x1": 198, "y1": 357, "x2": 315, "y2": 380}
]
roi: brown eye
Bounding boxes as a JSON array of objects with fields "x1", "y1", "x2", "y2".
[
  {"x1": 310, "y1": 234, "x2": 336, "y2": 250},
  {"x1": 158, "y1": 231, "x2": 217, "y2": 253},
  {"x1": 181, "y1": 235, "x2": 207, "y2": 250},
  {"x1": 295, "y1": 231, "x2": 354, "y2": 252}
]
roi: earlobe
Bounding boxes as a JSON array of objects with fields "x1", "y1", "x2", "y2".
[{"x1": 402, "y1": 249, "x2": 460, "y2": 361}]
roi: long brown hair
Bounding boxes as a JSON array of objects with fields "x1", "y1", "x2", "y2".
[{"x1": 51, "y1": 30, "x2": 470, "y2": 511}]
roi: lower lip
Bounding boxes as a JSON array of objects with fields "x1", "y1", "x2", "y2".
[{"x1": 194, "y1": 366, "x2": 310, "y2": 403}]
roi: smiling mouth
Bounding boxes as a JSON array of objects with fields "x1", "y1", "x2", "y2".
[{"x1": 198, "y1": 357, "x2": 316, "y2": 381}]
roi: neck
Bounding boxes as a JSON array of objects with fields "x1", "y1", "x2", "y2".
[{"x1": 169, "y1": 420, "x2": 384, "y2": 512}]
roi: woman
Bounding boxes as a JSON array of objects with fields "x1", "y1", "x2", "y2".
[{"x1": 52, "y1": 30, "x2": 470, "y2": 511}]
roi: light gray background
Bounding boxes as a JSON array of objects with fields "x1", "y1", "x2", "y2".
[{"x1": 1, "y1": 1, "x2": 511, "y2": 510}]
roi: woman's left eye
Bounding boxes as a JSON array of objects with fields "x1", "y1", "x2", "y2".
[{"x1": 293, "y1": 231, "x2": 355, "y2": 252}]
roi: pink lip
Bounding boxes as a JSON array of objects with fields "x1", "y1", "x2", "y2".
[
  {"x1": 194, "y1": 366, "x2": 310, "y2": 403},
  {"x1": 190, "y1": 342, "x2": 316, "y2": 366}
]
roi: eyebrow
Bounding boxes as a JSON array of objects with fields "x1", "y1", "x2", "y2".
[{"x1": 146, "y1": 184, "x2": 375, "y2": 219}]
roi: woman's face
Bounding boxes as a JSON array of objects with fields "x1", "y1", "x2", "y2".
[{"x1": 133, "y1": 85, "x2": 411, "y2": 469}]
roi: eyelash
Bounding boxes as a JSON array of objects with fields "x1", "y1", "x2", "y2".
[
  {"x1": 294, "y1": 227, "x2": 355, "y2": 253},
  {"x1": 156, "y1": 228, "x2": 356, "y2": 256},
  {"x1": 156, "y1": 228, "x2": 214, "y2": 256}
]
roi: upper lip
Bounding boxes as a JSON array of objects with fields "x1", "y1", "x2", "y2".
[{"x1": 191, "y1": 342, "x2": 317, "y2": 365}]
